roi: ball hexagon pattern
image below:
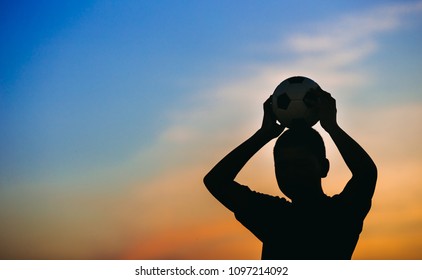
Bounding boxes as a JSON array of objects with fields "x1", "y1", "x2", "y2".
[{"x1": 271, "y1": 76, "x2": 320, "y2": 128}]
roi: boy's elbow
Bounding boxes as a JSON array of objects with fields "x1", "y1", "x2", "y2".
[
  {"x1": 203, "y1": 173, "x2": 212, "y2": 188},
  {"x1": 358, "y1": 160, "x2": 377, "y2": 181},
  {"x1": 203, "y1": 173, "x2": 224, "y2": 201},
  {"x1": 203, "y1": 172, "x2": 229, "y2": 195},
  {"x1": 203, "y1": 173, "x2": 218, "y2": 191},
  {"x1": 352, "y1": 161, "x2": 377, "y2": 187},
  {"x1": 369, "y1": 161, "x2": 378, "y2": 182},
  {"x1": 373, "y1": 163, "x2": 378, "y2": 178},
  {"x1": 363, "y1": 161, "x2": 378, "y2": 192}
]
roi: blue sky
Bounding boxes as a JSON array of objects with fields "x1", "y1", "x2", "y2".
[{"x1": 1, "y1": 0, "x2": 422, "y2": 259}]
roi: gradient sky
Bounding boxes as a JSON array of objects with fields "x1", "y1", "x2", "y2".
[{"x1": 1, "y1": 0, "x2": 422, "y2": 259}]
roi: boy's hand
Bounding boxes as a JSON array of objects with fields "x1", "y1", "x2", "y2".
[
  {"x1": 317, "y1": 88, "x2": 338, "y2": 132},
  {"x1": 260, "y1": 97, "x2": 285, "y2": 139}
]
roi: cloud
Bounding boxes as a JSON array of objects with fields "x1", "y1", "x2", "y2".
[{"x1": 288, "y1": 1, "x2": 422, "y2": 54}]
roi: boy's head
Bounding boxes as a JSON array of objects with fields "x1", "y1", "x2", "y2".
[{"x1": 273, "y1": 128, "x2": 329, "y2": 201}]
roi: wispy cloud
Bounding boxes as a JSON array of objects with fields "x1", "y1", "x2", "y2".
[
  {"x1": 276, "y1": 1, "x2": 422, "y2": 89},
  {"x1": 288, "y1": 1, "x2": 422, "y2": 54}
]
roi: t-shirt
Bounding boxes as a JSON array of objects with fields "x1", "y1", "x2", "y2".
[{"x1": 228, "y1": 182, "x2": 371, "y2": 260}]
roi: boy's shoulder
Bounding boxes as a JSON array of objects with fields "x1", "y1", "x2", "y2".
[{"x1": 232, "y1": 182, "x2": 290, "y2": 213}]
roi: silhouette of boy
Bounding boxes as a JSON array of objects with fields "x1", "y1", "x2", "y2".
[{"x1": 203, "y1": 88, "x2": 377, "y2": 259}]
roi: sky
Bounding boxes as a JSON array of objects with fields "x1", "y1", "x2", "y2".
[{"x1": 1, "y1": 0, "x2": 422, "y2": 259}]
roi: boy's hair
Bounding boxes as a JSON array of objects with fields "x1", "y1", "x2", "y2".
[{"x1": 274, "y1": 128, "x2": 326, "y2": 161}]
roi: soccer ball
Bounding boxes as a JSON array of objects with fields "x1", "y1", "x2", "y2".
[{"x1": 271, "y1": 76, "x2": 320, "y2": 128}]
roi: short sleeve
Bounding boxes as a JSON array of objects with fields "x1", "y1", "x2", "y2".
[{"x1": 228, "y1": 182, "x2": 288, "y2": 242}]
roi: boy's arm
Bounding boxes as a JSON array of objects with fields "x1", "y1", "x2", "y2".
[
  {"x1": 203, "y1": 98, "x2": 284, "y2": 211},
  {"x1": 319, "y1": 90, "x2": 377, "y2": 202}
]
